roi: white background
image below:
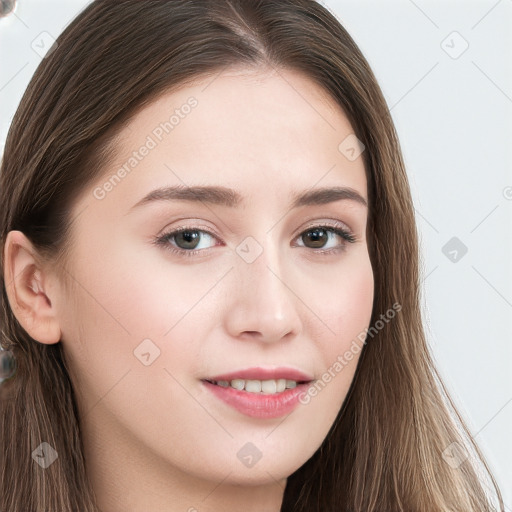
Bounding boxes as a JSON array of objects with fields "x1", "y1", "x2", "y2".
[{"x1": 1, "y1": 0, "x2": 511, "y2": 506}]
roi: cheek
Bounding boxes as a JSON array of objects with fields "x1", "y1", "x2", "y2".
[
  {"x1": 58, "y1": 239, "x2": 231, "y2": 402},
  {"x1": 299, "y1": 252, "x2": 373, "y2": 409},
  {"x1": 308, "y1": 251, "x2": 374, "y2": 349}
]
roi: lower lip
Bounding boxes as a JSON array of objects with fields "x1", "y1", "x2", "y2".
[{"x1": 202, "y1": 380, "x2": 310, "y2": 419}]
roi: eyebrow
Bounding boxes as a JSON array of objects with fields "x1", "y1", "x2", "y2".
[{"x1": 128, "y1": 184, "x2": 368, "y2": 212}]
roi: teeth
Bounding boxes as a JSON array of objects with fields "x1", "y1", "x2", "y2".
[
  {"x1": 245, "y1": 380, "x2": 262, "y2": 393},
  {"x1": 261, "y1": 380, "x2": 276, "y2": 394},
  {"x1": 212, "y1": 378, "x2": 300, "y2": 394},
  {"x1": 230, "y1": 379, "x2": 245, "y2": 390},
  {"x1": 276, "y1": 379, "x2": 287, "y2": 392},
  {"x1": 285, "y1": 379, "x2": 297, "y2": 389}
]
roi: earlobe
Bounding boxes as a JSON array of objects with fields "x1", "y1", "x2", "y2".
[{"x1": 3, "y1": 230, "x2": 61, "y2": 345}]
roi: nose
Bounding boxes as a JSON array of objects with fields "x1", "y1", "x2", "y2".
[{"x1": 222, "y1": 238, "x2": 303, "y2": 344}]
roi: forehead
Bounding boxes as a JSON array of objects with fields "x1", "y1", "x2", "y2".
[{"x1": 85, "y1": 67, "x2": 368, "y2": 214}]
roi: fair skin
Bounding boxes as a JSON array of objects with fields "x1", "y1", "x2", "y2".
[{"x1": 4, "y1": 67, "x2": 373, "y2": 512}]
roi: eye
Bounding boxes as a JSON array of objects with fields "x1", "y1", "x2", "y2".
[
  {"x1": 153, "y1": 221, "x2": 357, "y2": 258},
  {"x1": 294, "y1": 223, "x2": 356, "y2": 254},
  {"x1": 154, "y1": 226, "x2": 219, "y2": 257}
]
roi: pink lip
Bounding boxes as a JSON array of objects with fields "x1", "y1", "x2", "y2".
[
  {"x1": 205, "y1": 366, "x2": 313, "y2": 382},
  {"x1": 202, "y1": 380, "x2": 311, "y2": 419},
  {"x1": 201, "y1": 366, "x2": 314, "y2": 419}
]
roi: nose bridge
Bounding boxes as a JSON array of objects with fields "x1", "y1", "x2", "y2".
[
  {"x1": 236, "y1": 231, "x2": 289, "y2": 304},
  {"x1": 224, "y1": 230, "x2": 302, "y2": 342}
]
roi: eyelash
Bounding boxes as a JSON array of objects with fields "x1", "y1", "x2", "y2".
[{"x1": 153, "y1": 222, "x2": 357, "y2": 258}]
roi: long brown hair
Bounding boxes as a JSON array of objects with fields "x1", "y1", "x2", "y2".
[{"x1": 0, "y1": 1, "x2": 504, "y2": 510}]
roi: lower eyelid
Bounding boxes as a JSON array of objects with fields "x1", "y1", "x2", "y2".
[{"x1": 156, "y1": 225, "x2": 355, "y2": 255}]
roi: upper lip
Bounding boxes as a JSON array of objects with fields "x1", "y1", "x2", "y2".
[{"x1": 204, "y1": 366, "x2": 314, "y2": 382}]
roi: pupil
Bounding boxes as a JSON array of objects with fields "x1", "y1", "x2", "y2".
[
  {"x1": 177, "y1": 230, "x2": 200, "y2": 249},
  {"x1": 305, "y1": 228, "x2": 327, "y2": 248}
]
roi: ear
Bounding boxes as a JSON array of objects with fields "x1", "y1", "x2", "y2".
[{"x1": 3, "y1": 230, "x2": 61, "y2": 345}]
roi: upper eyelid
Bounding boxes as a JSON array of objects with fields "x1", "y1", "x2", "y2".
[
  {"x1": 162, "y1": 220, "x2": 354, "y2": 238},
  {"x1": 294, "y1": 219, "x2": 353, "y2": 235}
]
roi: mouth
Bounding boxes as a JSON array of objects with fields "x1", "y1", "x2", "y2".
[
  {"x1": 202, "y1": 377, "x2": 312, "y2": 395},
  {"x1": 201, "y1": 374, "x2": 314, "y2": 419}
]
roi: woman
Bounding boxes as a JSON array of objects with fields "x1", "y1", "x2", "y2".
[{"x1": 0, "y1": 1, "x2": 504, "y2": 511}]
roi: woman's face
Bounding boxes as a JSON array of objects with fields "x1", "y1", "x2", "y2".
[{"x1": 51, "y1": 67, "x2": 373, "y2": 502}]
